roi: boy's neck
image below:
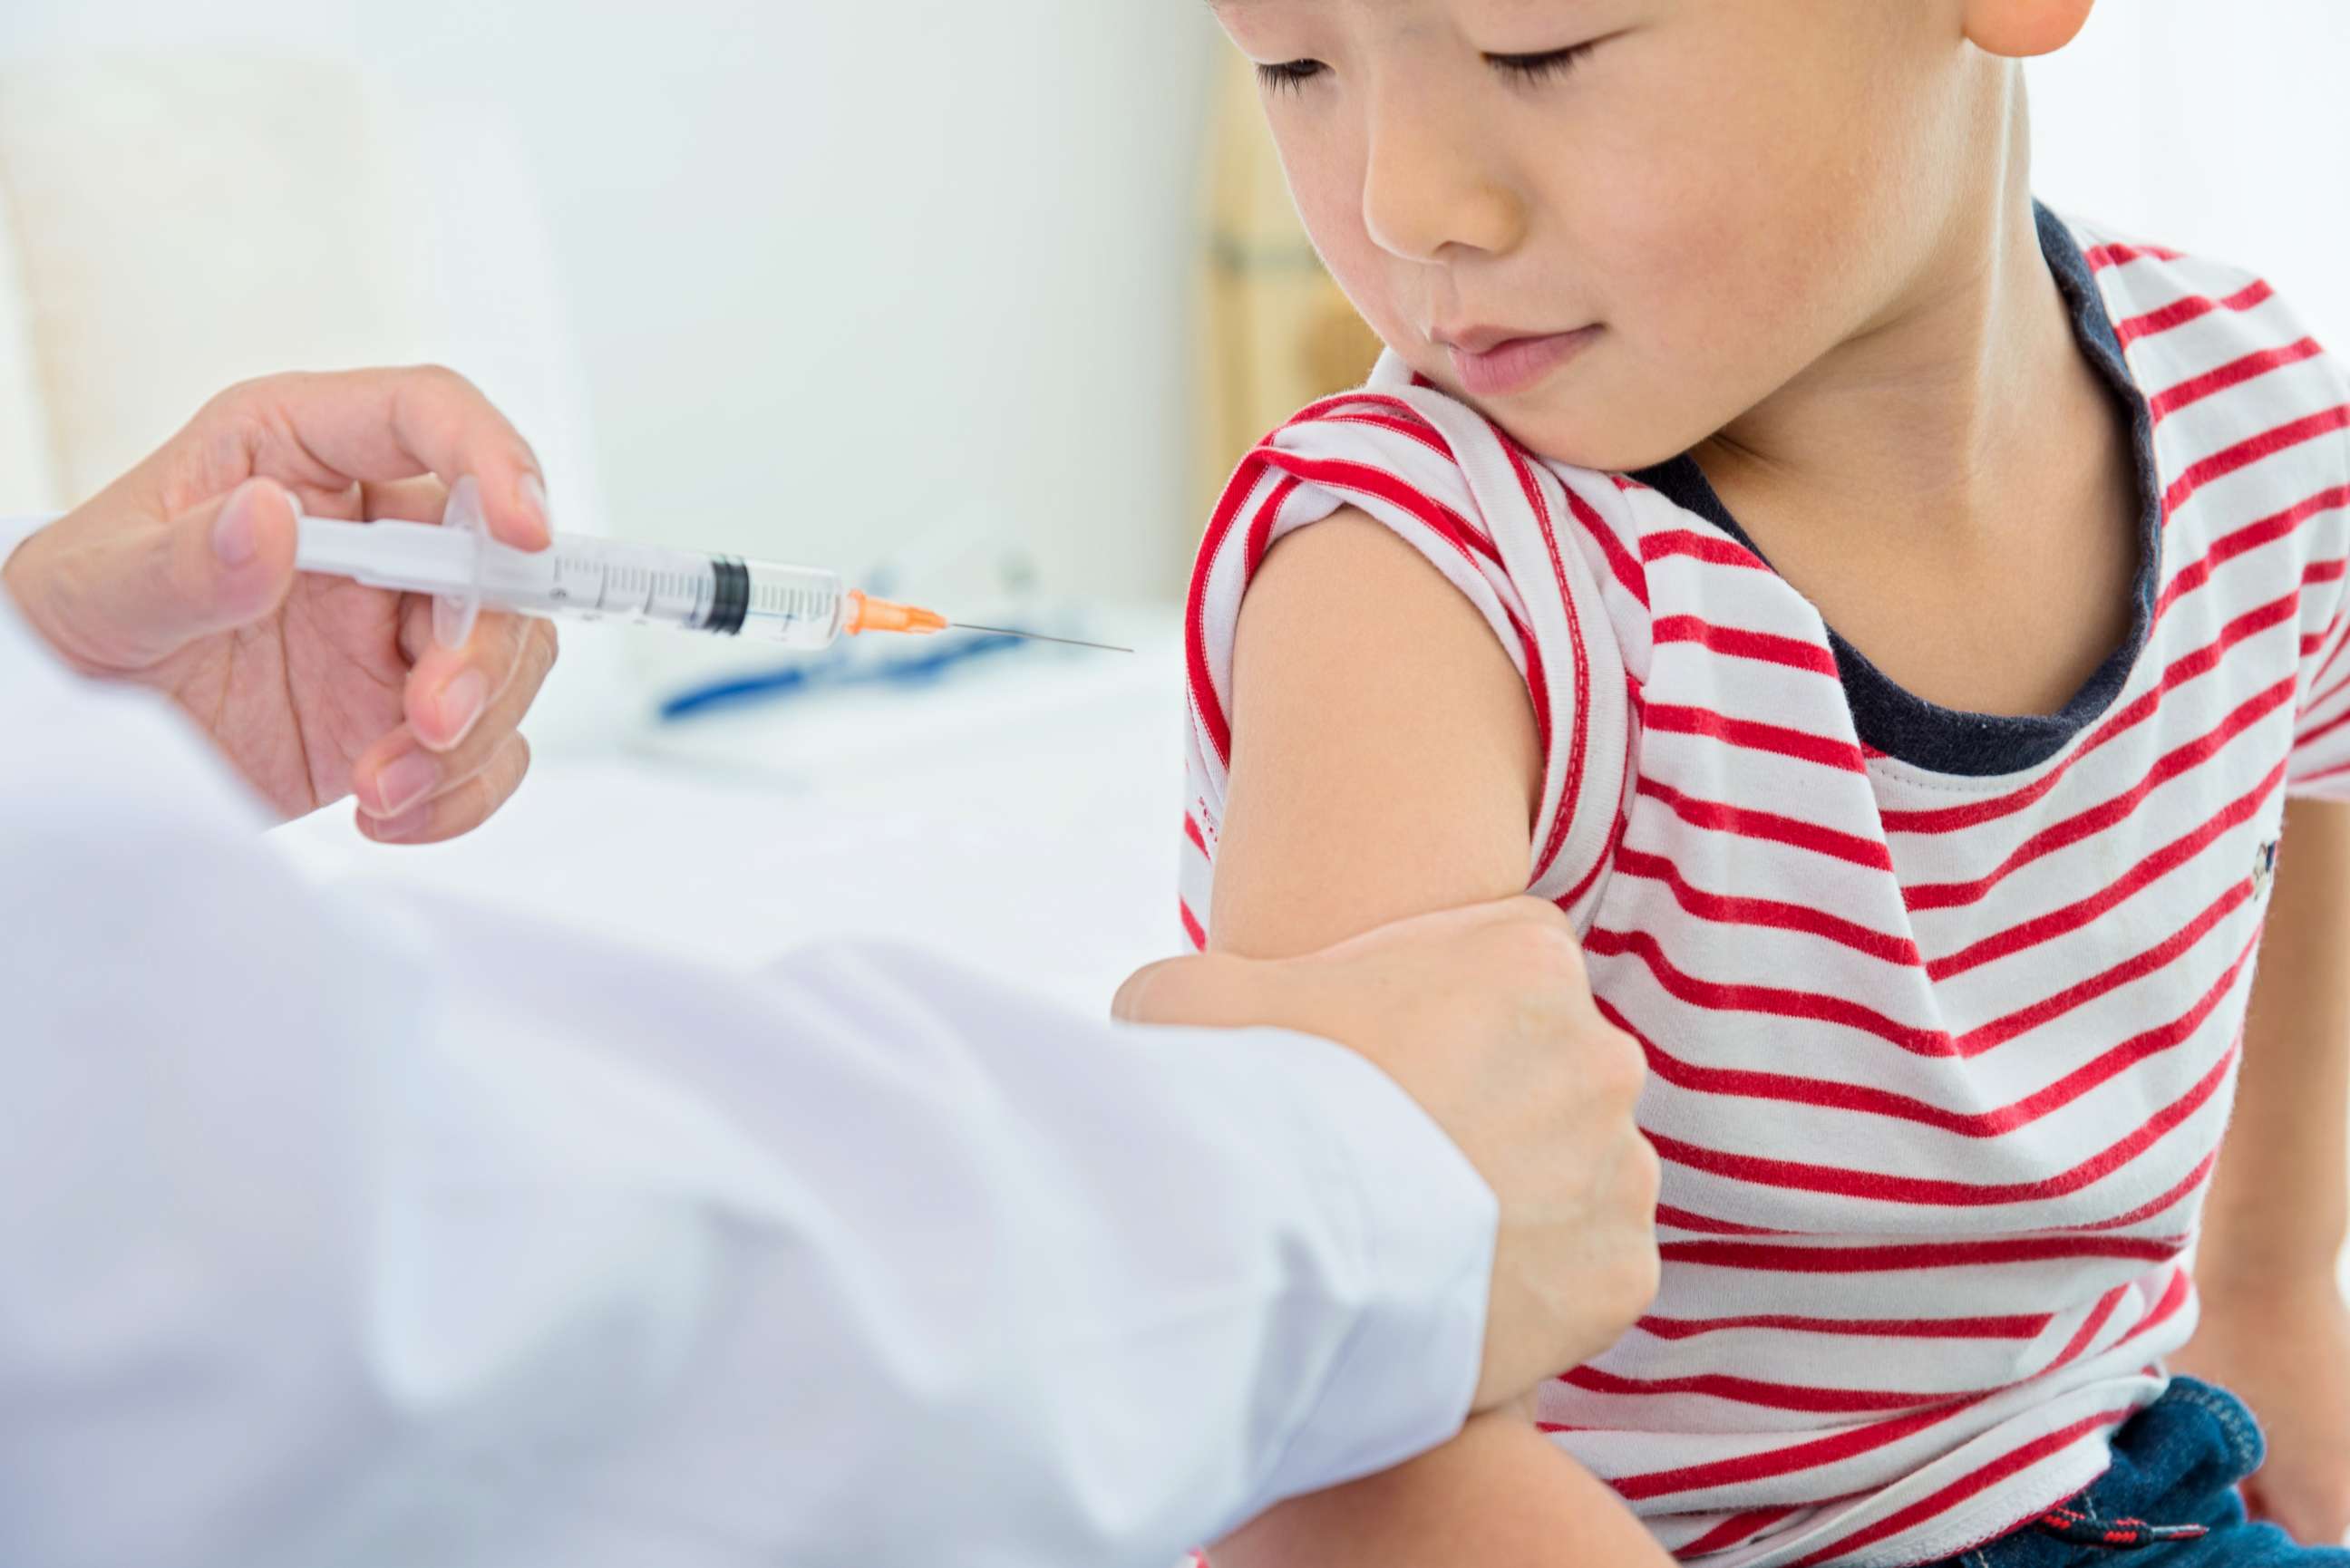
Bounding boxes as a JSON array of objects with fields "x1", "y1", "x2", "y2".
[{"x1": 1690, "y1": 79, "x2": 2113, "y2": 547}]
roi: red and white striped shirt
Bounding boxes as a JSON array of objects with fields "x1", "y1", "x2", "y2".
[{"x1": 1179, "y1": 208, "x2": 2350, "y2": 1567}]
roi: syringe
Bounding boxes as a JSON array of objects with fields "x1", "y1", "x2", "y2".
[{"x1": 292, "y1": 478, "x2": 1129, "y2": 653}]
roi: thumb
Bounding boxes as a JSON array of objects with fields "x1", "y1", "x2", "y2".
[
  {"x1": 1112, "y1": 952, "x2": 1279, "y2": 1030},
  {"x1": 1112, "y1": 958, "x2": 1183, "y2": 1023},
  {"x1": 90, "y1": 479, "x2": 300, "y2": 668}
]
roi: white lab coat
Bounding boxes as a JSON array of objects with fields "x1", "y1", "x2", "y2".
[{"x1": 0, "y1": 593, "x2": 1494, "y2": 1567}]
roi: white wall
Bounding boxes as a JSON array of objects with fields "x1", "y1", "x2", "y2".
[
  {"x1": 375, "y1": 1, "x2": 1220, "y2": 599},
  {"x1": 2030, "y1": 0, "x2": 2350, "y2": 344},
  {"x1": 0, "y1": 0, "x2": 1220, "y2": 600},
  {"x1": 5, "y1": 2, "x2": 2341, "y2": 601}
]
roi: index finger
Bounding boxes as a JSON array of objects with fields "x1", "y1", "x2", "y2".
[{"x1": 203, "y1": 365, "x2": 551, "y2": 549}]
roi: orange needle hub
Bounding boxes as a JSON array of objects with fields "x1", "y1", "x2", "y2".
[{"x1": 844, "y1": 591, "x2": 950, "y2": 637}]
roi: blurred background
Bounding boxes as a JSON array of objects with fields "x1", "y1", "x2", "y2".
[{"x1": 1, "y1": 1, "x2": 2345, "y2": 1029}]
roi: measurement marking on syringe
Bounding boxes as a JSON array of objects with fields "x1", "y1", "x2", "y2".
[
  {"x1": 746, "y1": 579, "x2": 830, "y2": 627},
  {"x1": 290, "y1": 496, "x2": 1033, "y2": 655}
]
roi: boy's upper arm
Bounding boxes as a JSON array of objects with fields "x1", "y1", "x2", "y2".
[{"x1": 1209, "y1": 508, "x2": 1545, "y2": 961}]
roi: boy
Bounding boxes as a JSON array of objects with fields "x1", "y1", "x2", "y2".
[{"x1": 1171, "y1": 1, "x2": 2350, "y2": 1563}]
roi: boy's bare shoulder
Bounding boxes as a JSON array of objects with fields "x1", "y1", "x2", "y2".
[{"x1": 1211, "y1": 506, "x2": 1544, "y2": 956}]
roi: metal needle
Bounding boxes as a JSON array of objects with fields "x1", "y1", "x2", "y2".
[{"x1": 949, "y1": 623, "x2": 1135, "y2": 654}]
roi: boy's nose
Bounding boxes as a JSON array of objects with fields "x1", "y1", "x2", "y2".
[{"x1": 1360, "y1": 103, "x2": 1527, "y2": 264}]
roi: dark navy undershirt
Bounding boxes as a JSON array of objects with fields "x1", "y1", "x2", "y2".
[{"x1": 1629, "y1": 202, "x2": 2164, "y2": 778}]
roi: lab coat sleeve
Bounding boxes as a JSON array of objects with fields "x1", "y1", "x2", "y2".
[{"x1": 0, "y1": 597, "x2": 1496, "y2": 1568}]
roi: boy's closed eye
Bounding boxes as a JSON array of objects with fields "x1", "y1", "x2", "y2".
[
  {"x1": 1204, "y1": 0, "x2": 2086, "y2": 476},
  {"x1": 1248, "y1": 37, "x2": 1613, "y2": 95}
]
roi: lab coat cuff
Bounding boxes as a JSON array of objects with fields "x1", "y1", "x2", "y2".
[{"x1": 1264, "y1": 1036, "x2": 1498, "y2": 1501}]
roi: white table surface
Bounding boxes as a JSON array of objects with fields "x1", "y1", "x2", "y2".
[{"x1": 271, "y1": 608, "x2": 1194, "y2": 1017}]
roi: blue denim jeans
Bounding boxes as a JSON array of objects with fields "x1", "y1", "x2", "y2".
[{"x1": 1923, "y1": 1380, "x2": 2350, "y2": 1567}]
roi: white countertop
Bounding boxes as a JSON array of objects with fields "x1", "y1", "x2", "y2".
[{"x1": 271, "y1": 608, "x2": 1193, "y2": 1016}]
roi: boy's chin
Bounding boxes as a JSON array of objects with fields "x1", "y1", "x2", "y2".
[
  {"x1": 1446, "y1": 384, "x2": 1698, "y2": 479},
  {"x1": 1387, "y1": 349, "x2": 1698, "y2": 477}
]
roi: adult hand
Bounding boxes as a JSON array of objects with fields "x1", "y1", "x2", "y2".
[
  {"x1": 1116, "y1": 896, "x2": 1662, "y2": 1412},
  {"x1": 3, "y1": 366, "x2": 559, "y2": 843}
]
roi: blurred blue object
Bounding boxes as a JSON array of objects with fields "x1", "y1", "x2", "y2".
[{"x1": 657, "y1": 632, "x2": 1031, "y2": 722}]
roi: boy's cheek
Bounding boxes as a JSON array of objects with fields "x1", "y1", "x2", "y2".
[
  {"x1": 1277, "y1": 143, "x2": 1381, "y2": 297},
  {"x1": 1287, "y1": 191, "x2": 1425, "y2": 361},
  {"x1": 1570, "y1": 174, "x2": 1876, "y2": 446}
]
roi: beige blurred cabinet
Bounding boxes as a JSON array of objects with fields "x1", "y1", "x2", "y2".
[{"x1": 1192, "y1": 57, "x2": 1382, "y2": 523}]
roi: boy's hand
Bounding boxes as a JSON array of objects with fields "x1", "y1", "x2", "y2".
[
  {"x1": 2173, "y1": 1274, "x2": 2350, "y2": 1546},
  {"x1": 1117, "y1": 896, "x2": 1663, "y2": 1412}
]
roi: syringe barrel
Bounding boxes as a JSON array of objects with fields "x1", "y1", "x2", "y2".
[
  {"x1": 737, "y1": 561, "x2": 849, "y2": 646},
  {"x1": 480, "y1": 538, "x2": 846, "y2": 649},
  {"x1": 293, "y1": 510, "x2": 849, "y2": 650}
]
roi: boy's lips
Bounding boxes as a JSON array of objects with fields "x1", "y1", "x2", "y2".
[{"x1": 1438, "y1": 324, "x2": 1601, "y2": 399}]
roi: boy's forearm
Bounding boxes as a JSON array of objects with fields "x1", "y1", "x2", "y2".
[
  {"x1": 2199, "y1": 800, "x2": 2350, "y2": 1299},
  {"x1": 1211, "y1": 1411, "x2": 1676, "y2": 1568}
]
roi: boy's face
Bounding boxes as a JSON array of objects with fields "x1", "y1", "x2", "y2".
[{"x1": 1211, "y1": 0, "x2": 1996, "y2": 470}]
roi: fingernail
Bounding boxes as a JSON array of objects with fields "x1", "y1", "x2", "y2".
[
  {"x1": 517, "y1": 472, "x2": 551, "y2": 546},
  {"x1": 211, "y1": 482, "x2": 262, "y2": 567},
  {"x1": 368, "y1": 750, "x2": 440, "y2": 818},
  {"x1": 1112, "y1": 962, "x2": 1164, "y2": 1022},
  {"x1": 365, "y1": 801, "x2": 434, "y2": 842},
  {"x1": 434, "y1": 669, "x2": 489, "y2": 745}
]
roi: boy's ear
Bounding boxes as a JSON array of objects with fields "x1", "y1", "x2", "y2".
[{"x1": 1964, "y1": 0, "x2": 2096, "y2": 58}]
